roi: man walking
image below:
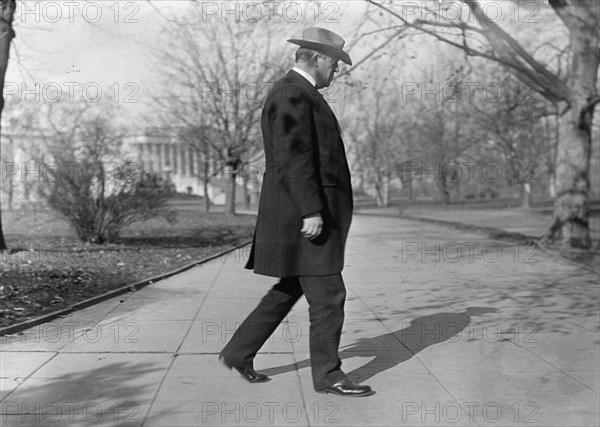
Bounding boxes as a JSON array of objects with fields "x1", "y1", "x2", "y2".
[{"x1": 219, "y1": 27, "x2": 374, "y2": 397}]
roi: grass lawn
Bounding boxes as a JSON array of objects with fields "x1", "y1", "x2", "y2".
[{"x1": 0, "y1": 201, "x2": 256, "y2": 328}]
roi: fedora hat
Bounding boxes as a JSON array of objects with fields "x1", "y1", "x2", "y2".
[{"x1": 288, "y1": 27, "x2": 352, "y2": 66}]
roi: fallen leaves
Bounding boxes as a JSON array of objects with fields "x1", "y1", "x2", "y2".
[{"x1": 1, "y1": 209, "x2": 256, "y2": 327}]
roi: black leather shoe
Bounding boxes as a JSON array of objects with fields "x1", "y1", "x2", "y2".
[
  {"x1": 233, "y1": 366, "x2": 271, "y2": 383},
  {"x1": 317, "y1": 378, "x2": 375, "y2": 397},
  {"x1": 218, "y1": 356, "x2": 271, "y2": 383}
]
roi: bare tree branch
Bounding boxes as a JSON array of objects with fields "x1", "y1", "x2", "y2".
[
  {"x1": 335, "y1": 27, "x2": 408, "y2": 80},
  {"x1": 366, "y1": 0, "x2": 573, "y2": 104}
]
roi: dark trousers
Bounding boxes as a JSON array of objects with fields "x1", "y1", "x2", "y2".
[{"x1": 219, "y1": 274, "x2": 347, "y2": 390}]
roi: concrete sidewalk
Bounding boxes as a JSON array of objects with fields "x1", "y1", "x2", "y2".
[
  {"x1": 1, "y1": 215, "x2": 599, "y2": 426},
  {"x1": 356, "y1": 204, "x2": 600, "y2": 241}
]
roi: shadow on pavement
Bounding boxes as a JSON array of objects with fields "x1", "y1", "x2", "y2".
[
  {"x1": 262, "y1": 307, "x2": 497, "y2": 384},
  {"x1": 1, "y1": 361, "x2": 175, "y2": 426}
]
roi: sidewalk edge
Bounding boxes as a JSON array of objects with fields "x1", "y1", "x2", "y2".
[
  {"x1": 355, "y1": 211, "x2": 599, "y2": 274},
  {"x1": 534, "y1": 242, "x2": 600, "y2": 274},
  {"x1": 356, "y1": 211, "x2": 539, "y2": 241}
]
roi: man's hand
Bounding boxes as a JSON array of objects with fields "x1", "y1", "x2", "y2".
[{"x1": 301, "y1": 212, "x2": 323, "y2": 239}]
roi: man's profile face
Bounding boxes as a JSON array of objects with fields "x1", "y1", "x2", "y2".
[{"x1": 315, "y1": 54, "x2": 339, "y2": 89}]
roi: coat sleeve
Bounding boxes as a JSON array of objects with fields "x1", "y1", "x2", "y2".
[{"x1": 270, "y1": 85, "x2": 323, "y2": 217}]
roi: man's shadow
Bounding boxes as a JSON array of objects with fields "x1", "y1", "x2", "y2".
[{"x1": 262, "y1": 307, "x2": 497, "y2": 382}]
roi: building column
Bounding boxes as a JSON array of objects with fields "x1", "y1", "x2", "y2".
[
  {"x1": 146, "y1": 143, "x2": 153, "y2": 173},
  {"x1": 157, "y1": 143, "x2": 164, "y2": 173},
  {"x1": 162, "y1": 143, "x2": 170, "y2": 179},
  {"x1": 153, "y1": 143, "x2": 160, "y2": 174},
  {"x1": 181, "y1": 143, "x2": 187, "y2": 177},
  {"x1": 171, "y1": 142, "x2": 178, "y2": 175},
  {"x1": 137, "y1": 142, "x2": 145, "y2": 171},
  {"x1": 190, "y1": 146, "x2": 197, "y2": 176}
]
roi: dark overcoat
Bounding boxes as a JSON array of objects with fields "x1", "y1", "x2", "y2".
[{"x1": 245, "y1": 70, "x2": 353, "y2": 277}]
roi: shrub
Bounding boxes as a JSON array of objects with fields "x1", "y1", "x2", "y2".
[{"x1": 37, "y1": 110, "x2": 176, "y2": 244}]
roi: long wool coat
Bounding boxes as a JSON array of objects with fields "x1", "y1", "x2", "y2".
[{"x1": 245, "y1": 70, "x2": 353, "y2": 277}]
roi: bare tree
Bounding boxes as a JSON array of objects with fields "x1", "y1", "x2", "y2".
[
  {"x1": 176, "y1": 123, "x2": 218, "y2": 213},
  {"x1": 0, "y1": 0, "x2": 16, "y2": 250},
  {"x1": 154, "y1": 8, "x2": 288, "y2": 216},
  {"x1": 367, "y1": 0, "x2": 600, "y2": 248},
  {"x1": 413, "y1": 99, "x2": 481, "y2": 204},
  {"x1": 470, "y1": 69, "x2": 556, "y2": 208},
  {"x1": 347, "y1": 74, "x2": 405, "y2": 207},
  {"x1": 0, "y1": 133, "x2": 14, "y2": 210}
]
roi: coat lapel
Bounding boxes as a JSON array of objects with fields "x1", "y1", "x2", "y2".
[
  {"x1": 315, "y1": 91, "x2": 342, "y2": 134},
  {"x1": 286, "y1": 70, "x2": 340, "y2": 130}
]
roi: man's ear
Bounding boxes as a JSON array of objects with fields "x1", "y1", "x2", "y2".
[{"x1": 313, "y1": 54, "x2": 320, "y2": 68}]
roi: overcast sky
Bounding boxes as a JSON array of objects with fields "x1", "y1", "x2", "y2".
[
  {"x1": 5, "y1": 0, "x2": 469, "y2": 122},
  {"x1": 7, "y1": 1, "x2": 169, "y2": 116},
  {"x1": 7, "y1": 3, "x2": 369, "y2": 100}
]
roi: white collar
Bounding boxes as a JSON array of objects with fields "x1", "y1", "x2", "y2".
[{"x1": 292, "y1": 66, "x2": 317, "y2": 88}]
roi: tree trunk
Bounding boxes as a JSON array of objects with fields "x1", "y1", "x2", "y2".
[
  {"x1": 382, "y1": 175, "x2": 390, "y2": 207},
  {"x1": 0, "y1": 0, "x2": 17, "y2": 251},
  {"x1": 3, "y1": 135, "x2": 13, "y2": 210},
  {"x1": 202, "y1": 166, "x2": 211, "y2": 213},
  {"x1": 544, "y1": 18, "x2": 599, "y2": 248},
  {"x1": 548, "y1": 173, "x2": 557, "y2": 199},
  {"x1": 374, "y1": 172, "x2": 389, "y2": 207},
  {"x1": 242, "y1": 173, "x2": 250, "y2": 210},
  {"x1": 548, "y1": 106, "x2": 593, "y2": 247},
  {"x1": 406, "y1": 177, "x2": 414, "y2": 201},
  {"x1": 0, "y1": 209, "x2": 5, "y2": 250},
  {"x1": 438, "y1": 177, "x2": 451, "y2": 204},
  {"x1": 520, "y1": 182, "x2": 532, "y2": 209},
  {"x1": 374, "y1": 182, "x2": 383, "y2": 207},
  {"x1": 203, "y1": 180, "x2": 211, "y2": 213},
  {"x1": 454, "y1": 177, "x2": 461, "y2": 200},
  {"x1": 6, "y1": 178, "x2": 13, "y2": 210},
  {"x1": 357, "y1": 174, "x2": 365, "y2": 194},
  {"x1": 224, "y1": 163, "x2": 237, "y2": 216}
]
